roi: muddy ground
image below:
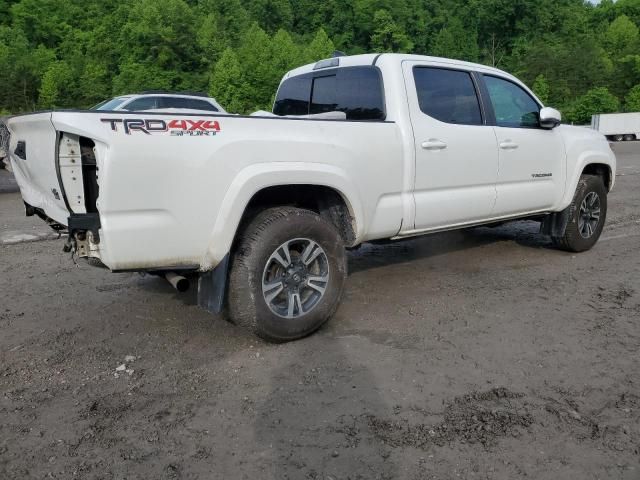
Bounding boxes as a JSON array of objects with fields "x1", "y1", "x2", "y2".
[{"x1": 1, "y1": 143, "x2": 639, "y2": 479}]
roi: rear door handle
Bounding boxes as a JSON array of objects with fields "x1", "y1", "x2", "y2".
[
  {"x1": 499, "y1": 140, "x2": 519, "y2": 150},
  {"x1": 421, "y1": 139, "x2": 447, "y2": 151}
]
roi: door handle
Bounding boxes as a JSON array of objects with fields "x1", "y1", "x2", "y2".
[
  {"x1": 499, "y1": 140, "x2": 519, "y2": 150},
  {"x1": 421, "y1": 139, "x2": 447, "y2": 151}
]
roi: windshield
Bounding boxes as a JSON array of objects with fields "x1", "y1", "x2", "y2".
[{"x1": 91, "y1": 97, "x2": 129, "y2": 111}]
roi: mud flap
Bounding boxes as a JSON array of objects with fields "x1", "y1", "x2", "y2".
[
  {"x1": 197, "y1": 254, "x2": 230, "y2": 314},
  {"x1": 540, "y1": 208, "x2": 570, "y2": 237}
]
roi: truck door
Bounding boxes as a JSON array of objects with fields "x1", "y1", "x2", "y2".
[
  {"x1": 480, "y1": 74, "x2": 566, "y2": 215},
  {"x1": 402, "y1": 62, "x2": 499, "y2": 230}
]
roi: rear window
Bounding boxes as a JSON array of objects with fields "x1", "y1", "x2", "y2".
[
  {"x1": 273, "y1": 66, "x2": 385, "y2": 121},
  {"x1": 413, "y1": 67, "x2": 482, "y2": 125},
  {"x1": 273, "y1": 76, "x2": 312, "y2": 116}
]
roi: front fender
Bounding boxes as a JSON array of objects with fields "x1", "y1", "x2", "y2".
[
  {"x1": 201, "y1": 162, "x2": 364, "y2": 269},
  {"x1": 556, "y1": 126, "x2": 616, "y2": 211},
  {"x1": 557, "y1": 150, "x2": 616, "y2": 211}
]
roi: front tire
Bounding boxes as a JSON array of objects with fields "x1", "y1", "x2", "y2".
[
  {"x1": 554, "y1": 174, "x2": 607, "y2": 252},
  {"x1": 228, "y1": 207, "x2": 347, "y2": 342}
]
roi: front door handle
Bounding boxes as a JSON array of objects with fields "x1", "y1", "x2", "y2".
[
  {"x1": 499, "y1": 140, "x2": 519, "y2": 150},
  {"x1": 421, "y1": 139, "x2": 447, "y2": 151}
]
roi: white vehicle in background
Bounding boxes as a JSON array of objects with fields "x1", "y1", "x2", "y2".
[
  {"x1": 92, "y1": 91, "x2": 226, "y2": 114},
  {"x1": 591, "y1": 112, "x2": 640, "y2": 142},
  {"x1": 7, "y1": 53, "x2": 616, "y2": 341},
  {"x1": 0, "y1": 118, "x2": 9, "y2": 170}
]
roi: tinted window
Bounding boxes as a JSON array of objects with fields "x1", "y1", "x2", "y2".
[
  {"x1": 92, "y1": 97, "x2": 128, "y2": 110},
  {"x1": 484, "y1": 75, "x2": 540, "y2": 128},
  {"x1": 122, "y1": 97, "x2": 160, "y2": 111},
  {"x1": 161, "y1": 97, "x2": 218, "y2": 111},
  {"x1": 310, "y1": 75, "x2": 338, "y2": 114},
  {"x1": 413, "y1": 67, "x2": 482, "y2": 125},
  {"x1": 273, "y1": 66, "x2": 385, "y2": 121},
  {"x1": 273, "y1": 76, "x2": 312, "y2": 116}
]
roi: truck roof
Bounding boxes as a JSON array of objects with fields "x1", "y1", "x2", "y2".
[{"x1": 283, "y1": 53, "x2": 517, "y2": 83}]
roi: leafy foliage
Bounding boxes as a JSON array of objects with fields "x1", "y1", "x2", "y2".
[
  {"x1": 532, "y1": 74, "x2": 551, "y2": 105},
  {"x1": 0, "y1": 0, "x2": 639, "y2": 120},
  {"x1": 566, "y1": 87, "x2": 620, "y2": 124},
  {"x1": 625, "y1": 84, "x2": 640, "y2": 112}
]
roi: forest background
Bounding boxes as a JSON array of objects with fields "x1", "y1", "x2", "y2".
[{"x1": 1, "y1": 0, "x2": 640, "y2": 123}]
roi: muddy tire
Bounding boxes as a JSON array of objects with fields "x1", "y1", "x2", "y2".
[
  {"x1": 553, "y1": 174, "x2": 607, "y2": 252},
  {"x1": 227, "y1": 207, "x2": 347, "y2": 342}
]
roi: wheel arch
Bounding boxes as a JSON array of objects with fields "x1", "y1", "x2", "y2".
[
  {"x1": 581, "y1": 162, "x2": 613, "y2": 192},
  {"x1": 558, "y1": 150, "x2": 616, "y2": 212},
  {"x1": 201, "y1": 162, "x2": 364, "y2": 270}
]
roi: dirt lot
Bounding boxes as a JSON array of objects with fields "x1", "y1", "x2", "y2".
[{"x1": 1, "y1": 143, "x2": 639, "y2": 480}]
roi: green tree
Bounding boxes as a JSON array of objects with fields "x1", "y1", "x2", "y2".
[
  {"x1": 209, "y1": 48, "x2": 246, "y2": 113},
  {"x1": 247, "y1": 0, "x2": 293, "y2": 33},
  {"x1": 625, "y1": 84, "x2": 640, "y2": 112},
  {"x1": 302, "y1": 28, "x2": 335, "y2": 63},
  {"x1": 198, "y1": 14, "x2": 224, "y2": 67},
  {"x1": 38, "y1": 61, "x2": 74, "y2": 108},
  {"x1": 603, "y1": 15, "x2": 640, "y2": 55},
  {"x1": 566, "y1": 87, "x2": 620, "y2": 124},
  {"x1": 370, "y1": 9, "x2": 413, "y2": 53},
  {"x1": 0, "y1": 25, "x2": 55, "y2": 112},
  {"x1": 271, "y1": 29, "x2": 301, "y2": 78},
  {"x1": 430, "y1": 17, "x2": 479, "y2": 61},
  {"x1": 532, "y1": 74, "x2": 551, "y2": 104},
  {"x1": 237, "y1": 23, "x2": 274, "y2": 111},
  {"x1": 112, "y1": 62, "x2": 176, "y2": 94}
]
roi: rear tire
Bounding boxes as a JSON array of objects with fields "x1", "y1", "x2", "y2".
[
  {"x1": 228, "y1": 207, "x2": 347, "y2": 342},
  {"x1": 553, "y1": 174, "x2": 607, "y2": 252}
]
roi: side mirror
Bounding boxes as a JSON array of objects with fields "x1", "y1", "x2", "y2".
[{"x1": 539, "y1": 107, "x2": 561, "y2": 129}]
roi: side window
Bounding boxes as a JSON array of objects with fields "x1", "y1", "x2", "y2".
[
  {"x1": 413, "y1": 67, "x2": 483, "y2": 125},
  {"x1": 161, "y1": 97, "x2": 219, "y2": 111},
  {"x1": 484, "y1": 75, "x2": 540, "y2": 128},
  {"x1": 122, "y1": 97, "x2": 160, "y2": 111},
  {"x1": 273, "y1": 67, "x2": 385, "y2": 120},
  {"x1": 273, "y1": 76, "x2": 312, "y2": 116}
]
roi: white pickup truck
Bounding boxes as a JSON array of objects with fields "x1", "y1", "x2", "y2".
[{"x1": 7, "y1": 53, "x2": 616, "y2": 341}]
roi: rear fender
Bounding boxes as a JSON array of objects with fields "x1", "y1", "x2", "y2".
[{"x1": 201, "y1": 162, "x2": 363, "y2": 270}]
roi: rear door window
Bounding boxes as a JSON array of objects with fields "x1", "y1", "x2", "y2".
[{"x1": 413, "y1": 67, "x2": 483, "y2": 125}]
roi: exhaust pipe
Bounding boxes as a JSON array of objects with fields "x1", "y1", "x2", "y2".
[{"x1": 165, "y1": 272, "x2": 190, "y2": 292}]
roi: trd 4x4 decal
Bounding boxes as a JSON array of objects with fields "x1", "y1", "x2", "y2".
[{"x1": 101, "y1": 118, "x2": 221, "y2": 136}]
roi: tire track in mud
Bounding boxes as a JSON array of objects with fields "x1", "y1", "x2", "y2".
[{"x1": 332, "y1": 386, "x2": 639, "y2": 457}]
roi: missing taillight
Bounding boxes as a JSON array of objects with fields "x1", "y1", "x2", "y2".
[{"x1": 80, "y1": 136, "x2": 98, "y2": 213}]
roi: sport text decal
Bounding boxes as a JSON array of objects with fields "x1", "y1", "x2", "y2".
[{"x1": 101, "y1": 118, "x2": 221, "y2": 136}]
